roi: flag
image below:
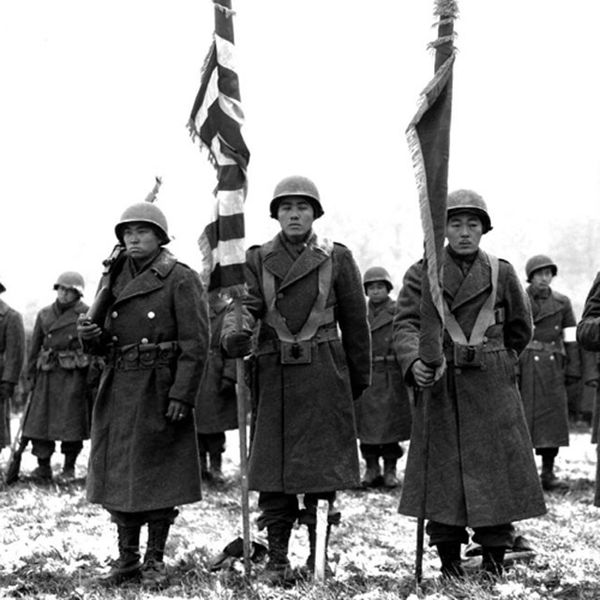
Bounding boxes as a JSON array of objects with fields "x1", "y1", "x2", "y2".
[
  {"x1": 406, "y1": 0, "x2": 458, "y2": 367},
  {"x1": 188, "y1": 0, "x2": 250, "y2": 294}
]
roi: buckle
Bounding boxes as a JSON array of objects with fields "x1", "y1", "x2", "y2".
[{"x1": 280, "y1": 340, "x2": 312, "y2": 364}]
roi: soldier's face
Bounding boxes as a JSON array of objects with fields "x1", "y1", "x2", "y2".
[
  {"x1": 531, "y1": 268, "x2": 554, "y2": 291},
  {"x1": 277, "y1": 197, "x2": 315, "y2": 241},
  {"x1": 445, "y1": 212, "x2": 483, "y2": 255},
  {"x1": 56, "y1": 286, "x2": 79, "y2": 305},
  {"x1": 366, "y1": 281, "x2": 389, "y2": 304},
  {"x1": 122, "y1": 222, "x2": 161, "y2": 261}
]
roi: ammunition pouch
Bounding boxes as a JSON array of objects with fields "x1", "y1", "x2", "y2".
[
  {"x1": 280, "y1": 340, "x2": 312, "y2": 365},
  {"x1": 37, "y1": 349, "x2": 55, "y2": 371},
  {"x1": 452, "y1": 343, "x2": 485, "y2": 369},
  {"x1": 108, "y1": 341, "x2": 179, "y2": 371}
]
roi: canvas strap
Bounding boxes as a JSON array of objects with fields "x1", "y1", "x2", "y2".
[
  {"x1": 443, "y1": 253, "x2": 499, "y2": 346},
  {"x1": 262, "y1": 259, "x2": 334, "y2": 343}
]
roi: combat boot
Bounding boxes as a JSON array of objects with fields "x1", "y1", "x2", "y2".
[
  {"x1": 209, "y1": 452, "x2": 225, "y2": 484},
  {"x1": 141, "y1": 519, "x2": 173, "y2": 589},
  {"x1": 258, "y1": 523, "x2": 295, "y2": 586},
  {"x1": 199, "y1": 452, "x2": 211, "y2": 481},
  {"x1": 481, "y1": 546, "x2": 505, "y2": 576},
  {"x1": 98, "y1": 525, "x2": 142, "y2": 585},
  {"x1": 540, "y1": 457, "x2": 569, "y2": 491},
  {"x1": 436, "y1": 542, "x2": 465, "y2": 579},
  {"x1": 56, "y1": 452, "x2": 78, "y2": 484},
  {"x1": 383, "y1": 458, "x2": 400, "y2": 488},
  {"x1": 361, "y1": 457, "x2": 383, "y2": 488},
  {"x1": 31, "y1": 457, "x2": 53, "y2": 482}
]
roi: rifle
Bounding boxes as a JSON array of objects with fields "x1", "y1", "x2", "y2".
[
  {"x1": 83, "y1": 245, "x2": 126, "y2": 327},
  {"x1": 5, "y1": 391, "x2": 33, "y2": 485}
]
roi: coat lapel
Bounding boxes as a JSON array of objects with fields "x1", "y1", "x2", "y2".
[
  {"x1": 113, "y1": 249, "x2": 176, "y2": 305},
  {"x1": 369, "y1": 298, "x2": 394, "y2": 332},
  {"x1": 444, "y1": 249, "x2": 491, "y2": 312},
  {"x1": 528, "y1": 287, "x2": 562, "y2": 323},
  {"x1": 47, "y1": 300, "x2": 86, "y2": 333},
  {"x1": 263, "y1": 233, "x2": 330, "y2": 292}
]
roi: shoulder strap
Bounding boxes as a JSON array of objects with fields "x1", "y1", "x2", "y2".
[
  {"x1": 444, "y1": 252, "x2": 499, "y2": 346},
  {"x1": 262, "y1": 258, "x2": 334, "y2": 342}
]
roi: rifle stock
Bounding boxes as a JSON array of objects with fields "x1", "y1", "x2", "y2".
[
  {"x1": 84, "y1": 245, "x2": 126, "y2": 326},
  {"x1": 5, "y1": 391, "x2": 33, "y2": 485}
]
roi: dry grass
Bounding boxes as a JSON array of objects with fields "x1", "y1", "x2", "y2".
[{"x1": 0, "y1": 423, "x2": 599, "y2": 599}]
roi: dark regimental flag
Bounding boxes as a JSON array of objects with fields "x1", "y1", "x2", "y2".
[
  {"x1": 406, "y1": 0, "x2": 457, "y2": 367},
  {"x1": 188, "y1": 0, "x2": 249, "y2": 294}
]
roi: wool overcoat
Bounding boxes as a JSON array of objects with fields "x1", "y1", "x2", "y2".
[
  {"x1": 24, "y1": 300, "x2": 91, "y2": 441},
  {"x1": 394, "y1": 248, "x2": 546, "y2": 528},
  {"x1": 0, "y1": 299, "x2": 25, "y2": 447},
  {"x1": 355, "y1": 297, "x2": 412, "y2": 444},
  {"x1": 576, "y1": 271, "x2": 600, "y2": 506},
  {"x1": 86, "y1": 249, "x2": 209, "y2": 512},
  {"x1": 222, "y1": 233, "x2": 371, "y2": 494},
  {"x1": 195, "y1": 302, "x2": 238, "y2": 434},
  {"x1": 518, "y1": 286, "x2": 576, "y2": 448}
]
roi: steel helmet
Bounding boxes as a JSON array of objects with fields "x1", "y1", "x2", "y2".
[
  {"x1": 0, "y1": 279, "x2": 5, "y2": 294},
  {"x1": 270, "y1": 175, "x2": 324, "y2": 219},
  {"x1": 363, "y1": 266, "x2": 393, "y2": 293},
  {"x1": 447, "y1": 189, "x2": 492, "y2": 233},
  {"x1": 115, "y1": 202, "x2": 170, "y2": 245},
  {"x1": 54, "y1": 271, "x2": 85, "y2": 296},
  {"x1": 525, "y1": 254, "x2": 557, "y2": 282}
]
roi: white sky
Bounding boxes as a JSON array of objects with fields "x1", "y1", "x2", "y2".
[{"x1": 1, "y1": 0, "x2": 599, "y2": 326}]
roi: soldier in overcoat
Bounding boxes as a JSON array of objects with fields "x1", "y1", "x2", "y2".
[
  {"x1": 355, "y1": 266, "x2": 411, "y2": 488},
  {"x1": 78, "y1": 201, "x2": 208, "y2": 587},
  {"x1": 24, "y1": 271, "x2": 91, "y2": 483},
  {"x1": 518, "y1": 255, "x2": 577, "y2": 490},
  {"x1": 194, "y1": 290, "x2": 237, "y2": 484},
  {"x1": 393, "y1": 190, "x2": 546, "y2": 577},
  {"x1": 222, "y1": 175, "x2": 370, "y2": 584},
  {"x1": 0, "y1": 279, "x2": 25, "y2": 447},
  {"x1": 576, "y1": 271, "x2": 600, "y2": 507}
]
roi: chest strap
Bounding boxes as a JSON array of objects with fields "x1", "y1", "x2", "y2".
[
  {"x1": 443, "y1": 253, "x2": 500, "y2": 346},
  {"x1": 262, "y1": 258, "x2": 334, "y2": 343}
]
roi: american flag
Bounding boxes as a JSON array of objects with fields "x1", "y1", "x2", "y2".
[
  {"x1": 188, "y1": 0, "x2": 250, "y2": 294},
  {"x1": 406, "y1": 0, "x2": 457, "y2": 367}
]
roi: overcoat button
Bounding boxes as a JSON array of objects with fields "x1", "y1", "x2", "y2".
[
  {"x1": 148, "y1": 311, "x2": 156, "y2": 319},
  {"x1": 277, "y1": 293, "x2": 285, "y2": 299},
  {"x1": 111, "y1": 311, "x2": 118, "y2": 319},
  {"x1": 112, "y1": 336, "x2": 119, "y2": 342},
  {"x1": 141, "y1": 337, "x2": 149, "y2": 343},
  {"x1": 534, "y1": 355, "x2": 539, "y2": 361}
]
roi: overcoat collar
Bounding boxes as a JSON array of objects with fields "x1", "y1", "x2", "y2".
[
  {"x1": 47, "y1": 300, "x2": 87, "y2": 332},
  {"x1": 0, "y1": 299, "x2": 8, "y2": 317},
  {"x1": 368, "y1": 298, "x2": 394, "y2": 332},
  {"x1": 527, "y1": 286, "x2": 561, "y2": 322},
  {"x1": 262, "y1": 232, "x2": 332, "y2": 292},
  {"x1": 444, "y1": 247, "x2": 492, "y2": 311},
  {"x1": 113, "y1": 248, "x2": 177, "y2": 305}
]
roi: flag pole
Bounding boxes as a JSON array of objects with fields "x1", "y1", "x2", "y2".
[
  {"x1": 233, "y1": 293, "x2": 252, "y2": 578},
  {"x1": 406, "y1": 0, "x2": 458, "y2": 582}
]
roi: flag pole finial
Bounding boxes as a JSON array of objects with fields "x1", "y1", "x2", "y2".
[{"x1": 144, "y1": 176, "x2": 163, "y2": 204}]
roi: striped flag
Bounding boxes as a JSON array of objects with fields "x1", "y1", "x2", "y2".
[
  {"x1": 406, "y1": 0, "x2": 457, "y2": 367},
  {"x1": 188, "y1": 0, "x2": 249, "y2": 294}
]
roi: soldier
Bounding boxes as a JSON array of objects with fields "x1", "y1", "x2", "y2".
[
  {"x1": 195, "y1": 290, "x2": 237, "y2": 484},
  {"x1": 356, "y1": 266, "x2": 411, "y2": 489},
  {"x1": 519, "y1": 255, "x2": 577, "y2": 491},
  {"x1": 0, "y1": 278, "x2": 25, "y2": 450},
  {"x1": 576, "y1": 271, "x2": 600, "y2": 508},
  {"x1": 393, "y1": 189, "x2": 546, "y2": 578},
  {"x1": 24, "y1": 272, "x2": 91, "y2": 483},
  {"x1": 221, "y1": 175, "x2": 371, "y2": 584},
  {"x1": 78, "y1": 201, "x2": 209, "y2": 588}
]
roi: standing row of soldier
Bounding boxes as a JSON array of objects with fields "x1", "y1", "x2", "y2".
[{"x1": 0, "y1": 175, "x2": 599, "y2": 587}]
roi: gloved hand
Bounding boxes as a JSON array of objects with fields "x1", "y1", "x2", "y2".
[
  {"x1": 0, "y1": 381, "x2": 15, "y2": 402},
  {"x1": 222, "y1": 331, "x2": 252, "y2": 358}
]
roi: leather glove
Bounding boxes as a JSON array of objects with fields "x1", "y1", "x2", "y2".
[
  {"x1": 0, "y1": 381, "x2": 15, "y2": 402},
  {"x1": 222, "y1": 331, "x2": 252, "y2": 358}
]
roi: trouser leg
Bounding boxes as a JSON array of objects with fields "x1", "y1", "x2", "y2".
[
  {"x1": 359, "y1": 443, "x2": 382, "y2": 487},
  {"x1": 472, "y1": 523, "x2": 515, "y2": 576},
  {"x1": 31, "y1": 439, "x2": 55, "y2": 480},
  {"x1": 426, "y1": 521, "x2": 469, "y2": 579}
]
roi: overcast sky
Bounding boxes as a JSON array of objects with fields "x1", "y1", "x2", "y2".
[{"x1": 1, "y1": 1, "x2": 599, "y2": 324}]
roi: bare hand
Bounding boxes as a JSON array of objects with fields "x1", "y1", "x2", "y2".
[
  {"x1": 411, "y1": 359, "x2": 436, "y2": 388},
  {"x1": 166, "y1": 399, "x2": 190, "y2": 423},
  {"x1": 77, "y1": 320, "x2": 102, "y2": 340}
]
